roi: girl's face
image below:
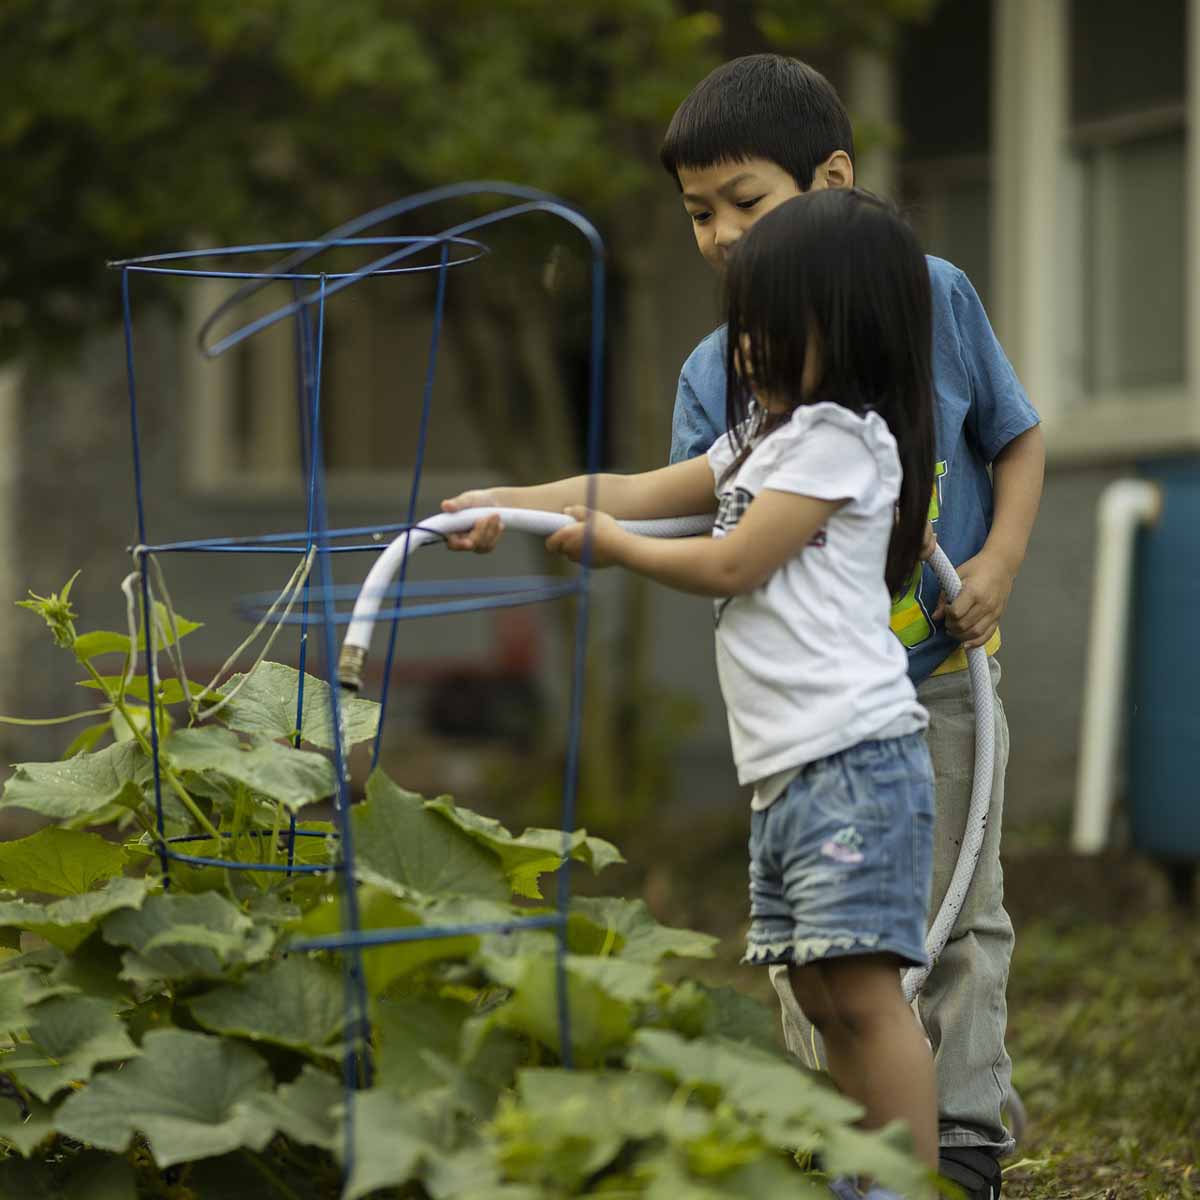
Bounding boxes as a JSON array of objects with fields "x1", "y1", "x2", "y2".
[{"x1": 737, "y1": 332, "x2": 822, "y2": 413}]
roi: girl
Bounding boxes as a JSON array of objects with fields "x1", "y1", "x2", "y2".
[{"x1": 443, "y1": 188, "x2": 938, "y2": 1192}]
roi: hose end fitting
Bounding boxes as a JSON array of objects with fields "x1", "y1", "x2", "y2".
[{"x1": 337, "y1": 644, "x2": 366, "y2": 693}]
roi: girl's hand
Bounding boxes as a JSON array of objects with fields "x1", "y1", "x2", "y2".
[
  {"x1": 441, "y1": 491, "x2": 504, "y2": 553},
  {"x1": 545, "y1": 506, "x2": 626, "y2": 567}
]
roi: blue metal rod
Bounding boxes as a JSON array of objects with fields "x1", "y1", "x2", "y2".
[
  {"x1": 138, "y1": 519, "x2": 451, "y2": 552},
  {"x1": 237, "y1": 583, "x2": 580, "y2": 627},
  {"x1": 109, "y1": 235, "x2": 487, "y2": 272},
  {"x1": 238, "y1": 574, "x2": 580, "y2": 603},
  {"x1": 372, "y1": 241, "x2": 451, "y2": 770},
  {"x1": 137, "y1": 553, "x2": 171, "y2": 891},
  {"x1": 197, "y1": 183, "x2": 605, "y2": 358},
  {"x1": 290, "y1": 912, "x2": 566, "y2": 954},
  {"x1": 168, "y1": 828, "x2": 331, "y2": 842},
  {"x1": 157, "y1": 848, "x2": 334, "y2": 875},
  {"x1": 304, "y1": 278, "x2": 373, "y2": 1136}
]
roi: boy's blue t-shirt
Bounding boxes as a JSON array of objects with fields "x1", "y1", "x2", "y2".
[{"x1": 669, "y1": 256, "x2": 1041, "y2": 685}]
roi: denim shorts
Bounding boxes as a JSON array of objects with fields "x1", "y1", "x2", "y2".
[{"x1": 743, "y1": 733, "x2": 935, "y2": 969}]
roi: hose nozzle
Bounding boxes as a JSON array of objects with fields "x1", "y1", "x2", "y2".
[{"x1": 338, "y1": 644, "x2": 366, "y2": 693}]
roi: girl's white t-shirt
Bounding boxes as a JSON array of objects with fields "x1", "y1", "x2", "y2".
[{"x1": 706, "y1": 401, "x2": 928, "y2": 794}]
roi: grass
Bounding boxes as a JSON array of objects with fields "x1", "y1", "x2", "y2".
[{"x1": 1002, "y1": 912, "x2": 1200, "y2": 1199}]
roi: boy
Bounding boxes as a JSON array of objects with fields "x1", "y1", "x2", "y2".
[{"x1": 659, "y1": 54, "x2": 1044, "y2": 1200}]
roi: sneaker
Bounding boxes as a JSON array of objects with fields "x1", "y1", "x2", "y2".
[
  {"x1": 828, "y1": 1180, "x2": 864, "y2": 1200},
  {"x1": 938, "y1": 1147, "x2": 1003, "y2": 1200}
]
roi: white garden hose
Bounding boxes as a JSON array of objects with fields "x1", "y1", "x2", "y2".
[
  {"x1": 336, "y1": 508, "x2": 716, "y2": 688},
  {"x1": 337, "y1": 509, "x2": 993, "y2": 995}
]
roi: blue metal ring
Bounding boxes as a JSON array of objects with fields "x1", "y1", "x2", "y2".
[{"x1": 107, "y1": 236, "x2": 488, "y2": 280}]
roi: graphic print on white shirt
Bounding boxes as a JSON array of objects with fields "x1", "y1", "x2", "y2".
[{"x1": 714, "y1": 483, "x2": 827, "y2": 627}]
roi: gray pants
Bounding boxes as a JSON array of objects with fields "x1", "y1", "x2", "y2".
[{"x1": 769, "y1": 658, "x2": 1015, "y2": 1155}]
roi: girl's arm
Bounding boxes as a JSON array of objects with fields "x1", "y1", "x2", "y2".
[
  {"x1": 441, "y1": 455, "x2": 718, "y2": 551},
  {"x1": 548, "y1": 489, "x2": 843, "y2": 597}
]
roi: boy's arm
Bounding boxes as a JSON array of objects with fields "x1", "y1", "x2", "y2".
[
  {"x1": 548, "y1": 490, "x2": 842, "y2": 597},
  {"x1": 937, "y1": 269, "x2": 1045, "y2": 649},
  {"x1": 670, "y1": 371, "x2": 723, "y2": 463},
  {"x1": 940, "y1": 418, "x2": 1045, "y2": 649}
]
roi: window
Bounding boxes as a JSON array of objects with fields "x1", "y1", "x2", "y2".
[
  {"x1": 898, "y1": 0, "x2": 993, "y2": 307},
  {"x1": 1069, "y1": 0, "x2": 1187, "y2": 397}
]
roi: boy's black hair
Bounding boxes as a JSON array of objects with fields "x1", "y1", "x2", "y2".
[
  {"x1": 722, "y1": 189, "x2": 935, "y2": 598},
  {"x1": 660, "y1": 54, "x2": 854, "y2": 190}
]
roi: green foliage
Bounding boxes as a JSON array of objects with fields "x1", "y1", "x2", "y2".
[
  {"x1": 0, "y1": 0, "x2": 936, "y2": 360},
  {"x1": 0, "y1": 828, "x2": 127, "y2": 897},
  {"x1": 0, "y1": 582, "x2": 930, "y2": 1198},
  {"x1": 220, "y1": 661, "x2": 381, "y2": 751}
]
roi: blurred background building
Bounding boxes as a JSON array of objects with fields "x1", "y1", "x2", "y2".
[{"x1": 0, "y1": 0, "x2": 1191, "y2": 839}]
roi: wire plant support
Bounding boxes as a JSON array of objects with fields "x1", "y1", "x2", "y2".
[{"x1": 109, "y1": 182, "x2": 609, "y2": 1183}]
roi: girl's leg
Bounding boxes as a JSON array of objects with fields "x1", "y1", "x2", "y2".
[{"x1": 790, "y1": 953, "x2": 938, "y2": 1169}]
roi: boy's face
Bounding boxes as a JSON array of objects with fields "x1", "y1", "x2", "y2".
[{"x1": 676, "y1": 153, "x2": 851, "y2": 272}]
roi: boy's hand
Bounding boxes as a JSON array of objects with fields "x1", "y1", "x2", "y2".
[
  {"x1": 441, "y1": 491, "x2": 504, "y2": 553},
  {"x1": 933, "y1": 549, "x2": 1014, "y2": 650},
  {"x1": 545, "y1": 506, "x2": 625, "y2": 567}
]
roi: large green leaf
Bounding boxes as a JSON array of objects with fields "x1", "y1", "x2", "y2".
[
  {"x1": 188, "y1": 955, "x2": 344, "y2": 1058},
  {"x1": 372, "y1": 993, "x2": 469, "y2": 1097},
  {"x1": 0, "y1": 741, "x2": 146, "y2": 821},
  {"x1": 102, "y1": 891, "x2": 273, "y2": 983},
  {"x1": 1, "y1": 995, "x2": 138, "y2": 1101},
  {"x1": 0, "y1": 827, "x2": 127, "y2": 897},
  {"x1": 219, "y1": 662, "x2": 380, "y2": 751},
  {"x1": 818, "y1": 1122, "x2": 930, "y2": 1196},
  {"x1": 0, "y1": 967, "x2": 74, "y2": 1028},
  {"x1": 0, "y1": 1094, "x2": 57, "y2": 1158},
  {"x1": 0, "y1": 878, "x2": 151, "y2": 953},
  {"x1": 569, "y1": 897, "x2": 717, "y2": 963},
  {"x1": 488, "y1": 954, "x2": 638, "y2": 1065},
  {"x1": 658, "y1": 980, "x2": 781, "y2": 1053},
  {"x1": 53, "y1": 1029, "x2": 274, "y2": 1167},
  {"x1": 642, "y1": 1148, "x2": 825, "y2": 1200},
  {"x1": 492, "y1": 1068, "x2": 673, "y2": 1190},
  {"x1": 342, "y1": 1088, "x2": 440, "y2": 1200},
  {"x1": 627, "y1": 1028, "x2": 913, "y2": 1180},
  {"x1": 248, "y1": 1065, "x2": 341, "y2": 1153},
  {"x1": 45, "y1": 937, "x2": 132, "y2": 1007},
  {"x1": 163, "y1": 728, "x2": 336, "y2": 812},
  {"x1": 424, "y1": 794, "x2": 624, "y2": 898},
  {"x1": 297, "y1": 886, "x2": 479, "y2": 995},
  {"x1": 352, "y1": 773, "x2": 509, "y2": 901}
]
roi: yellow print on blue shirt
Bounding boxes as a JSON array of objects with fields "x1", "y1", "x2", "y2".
[{"x1": 890, "y1": 460, "x2": 947, "y2": 649}]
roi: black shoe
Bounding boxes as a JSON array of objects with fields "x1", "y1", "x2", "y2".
[{"x1": 938, "y1": 1147, "x2": 1002, "y2": 1200}]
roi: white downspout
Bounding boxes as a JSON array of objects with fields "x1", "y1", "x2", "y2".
[{"x1": 1072, "y1": 479, "x2": 1162, "y2": 853}]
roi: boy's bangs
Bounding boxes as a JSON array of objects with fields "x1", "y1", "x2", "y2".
[{"x1": 660, "y1": 54, "x2": 854, "y2": 188}]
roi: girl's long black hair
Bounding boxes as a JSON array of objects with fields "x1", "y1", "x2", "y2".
[{"x1": 722, "y1": 187, "x2": 936, "y2": 597}]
